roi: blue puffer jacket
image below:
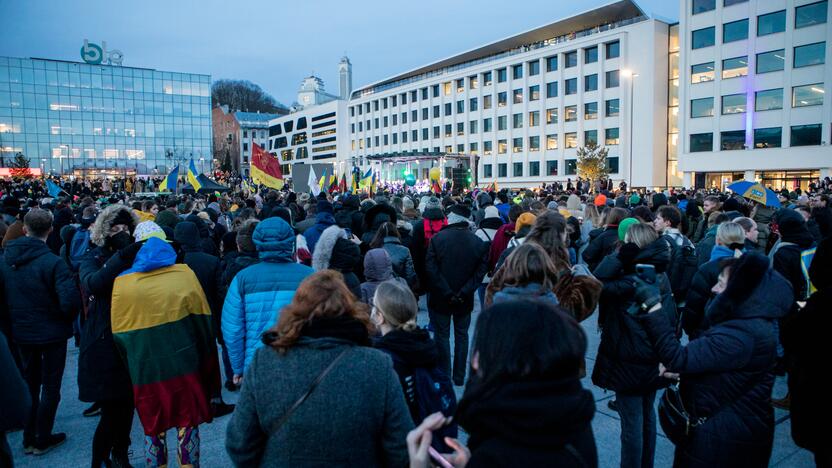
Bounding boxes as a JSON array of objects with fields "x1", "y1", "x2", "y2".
[
  {"x1": 303, "y1": 212, "x2": 337, "y2": 254},
  {"x1": 221, "y1": 217, "x2": 314, "y2": 375}
]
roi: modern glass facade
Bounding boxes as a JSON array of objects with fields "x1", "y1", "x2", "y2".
[{"x1": 0, "y1": 56, "x2": 211, "y2": 176}]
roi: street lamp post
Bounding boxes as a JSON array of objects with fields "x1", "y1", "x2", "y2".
[{"x1": 621, "y1": 69, "x2": 639, "y2": 189}]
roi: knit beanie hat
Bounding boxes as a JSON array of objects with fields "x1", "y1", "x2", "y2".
[
  {"x1": 629, "y1": 194, "x2": 641, "y2": 206},
  {"x1": 594, "y1": 194, "x2": 607, "y2": 207},
  {"x1": 618, "y1": 217, "x2": 640, "y2": 241},
  {"x1": 515, "y1": 212, "x2": 537, "y2": 232},
  {"x1": 424, "y1": 197, "x2": 442, "y2": 211},
  {"x1": 484, "y1": 206, "x2": 500, "y2": 219}
]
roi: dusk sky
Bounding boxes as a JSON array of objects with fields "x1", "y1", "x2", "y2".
[{"x1": 1, "y1": 0, "x2": 677, "y2": 107}]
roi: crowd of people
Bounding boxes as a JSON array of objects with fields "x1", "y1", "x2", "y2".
[{"x1": 0, "y1": 174, "x2": 830, "y2": 468}]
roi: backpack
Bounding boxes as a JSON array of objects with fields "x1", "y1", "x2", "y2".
[
  {"x1": 422, "y1": 218, "x2": 447, "y2": 247},
  {"x1": 665, "y1": 235, "x2": 697, "y2": 302},
  {"x1": 388, "y1": 352, "x2": 459, "y2": 452},
  {"x1": 69, "y1": 228, "x2": 91, "y2": 272}
]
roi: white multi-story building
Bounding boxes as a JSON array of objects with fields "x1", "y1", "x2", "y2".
[
  {"x1": 346, "y1": 0, "x2": 674, "y2": 188},
  {"x1": 677, "y1": 0, "x2": 831, "y2": 190}
]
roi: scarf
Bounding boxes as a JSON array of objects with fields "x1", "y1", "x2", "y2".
[{"x1": 300, "y1": 315, "x2": 371, "y2": 347}]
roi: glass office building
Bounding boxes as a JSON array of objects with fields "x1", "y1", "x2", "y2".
[{"x1": 0, "y1": 56, "x2": 211, "y2": 176}]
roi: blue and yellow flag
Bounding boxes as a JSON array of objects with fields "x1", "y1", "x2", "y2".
[
  {"x1": 159, "y1": 165, "x2": 179, "y2": 192},
  {"x1": 187, "y1": 159, "x2": 202, "y2": 192},
  {"x1": 318, "y1": 168, "x2": 329, "y2": 191},
  {"x1": 359, "y1": 168, "x2": 373, "y2": 189}
]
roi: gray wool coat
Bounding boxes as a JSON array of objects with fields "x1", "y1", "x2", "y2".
[{"x1": 226, "y1": 336, "x2": 414, "y2": 467}]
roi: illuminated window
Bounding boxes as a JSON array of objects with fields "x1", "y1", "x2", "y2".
[
  {"x1": 529, "y1": 111, "x2": 539, "y2": 127},
  {"x1": 529, "y1": 85, "x2": 540, "y2": 101},
  {"x1": 529, "y1": 136, "x2": 540, "y2": 151},
  {"x1": 691, "y1": 62, "x2": 714, "y2": 83},
  {"x1": 546, "y1": 108, "x2": 558, "y2": 124},
  {"x1": 443, "y1": 82, "x2": 452, "y2": 95},
  {"x1": 565, "y1": 132, "x2": 578, "y2": 148},
  {"x1": 513, "y1": 88, "x2": 523, "y2": 104},
  {"x1": 722, "y1": 56, "x2": 748, "y2": 79},
  {"x1": 584, "y1": 102, "x2": 598, "y2": 120},
  {"x1": 792, "y1": 83, "x2": 824, "y2": 107},
  {"x1": 721, "y1": 94, "x2": 746, "y2": 114},
  {"x1": 546, "y1": 134, "x2": 558, "y2": 150},
  {"x1": 513, "y1": 138, "x2": 523, "y2": 153},
  {"x1": 498, "y1": 139, "x2": 507, "y2": 154},
  {"x1": 565, "y1": 105, "x2": 577, "y2": 122},
  {"x1": 605, "y1": 128, "x2": 620, "y2": 145}
]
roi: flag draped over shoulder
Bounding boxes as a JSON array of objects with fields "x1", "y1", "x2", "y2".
[
  {"x1": 187, "y1": 159, "x2": 202, "y2": 192},
  {"x1": 158, "y1": 165, "x2": 179, "y2": 192},
  {"x1": 111, "y1": 238, "x2": 219, "y2": 435},
  {"x1": 251, "y1": 143, "x2": 284, "y2": 189}
]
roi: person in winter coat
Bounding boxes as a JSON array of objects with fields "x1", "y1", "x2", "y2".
[
  {"x1": 474, "y1": 206, "x2": 504, "y2": 305},
  {"x1": 312, "y1": 224, "x2": 363, "y2": 298},
  {"x1": 184, "y1": 214, "x2": 219, "y2": 256},
  {"x1": 407, "y1": 300, "x2": 597, "y2": 468},
  {"x1": 487, "y1": 204, "x2": 524, "y2": 276},
  {"x1": 303, "y1": 200, "x2": 337, "y2": 254},
  {"x1": 360, "y1": 248, "x2": 405, "y2": 306},
  {"x1": 226, "y1": 270, "x2": 413, "y2": 467},
  {"x1": 592, "y1": 223, "x2": 676, "y2": 468},
  {"x1": 410, "y1": 196, "x2": 446, "y2": 293},
  {"x1": 683, "y1": 222, "x2": 746, "y2": 338},
  {"x1": 638, "y1": 253, "x2": 791, "y2": 467},
  {"x1": 0, "y1": 208, "x2": 80, "y2": 455},
  {"x1": 220, "y1": 219, "x2": 261, "y2": 296},
  {"x1": 584, "y1": 207, "x2": 629, "y2": 271},
  {"x1": 78, "y1": 205, "x2": 139, "y2": 467},
  {"x1": 334, "y1": 194, "x2": 362, "y2": 236},
  {"x1": 750, "y1": 203, "x2": 774, "y2": 252},
  {"x1": 471, "y1": 191, "x2": 493, "y2": 226},
  {"x1": 494, "y1": 191, "x2": 511, "y2": 223},
  {"x1": 691, "y1": 196, "x2": 720, "y2": 243},
  {"x1": 695, "y1": 212, "x2": 728, "y2": 266},
  {"x1": 783, "y1": 237, "x2": 831, "y2": 465},
  {"x1": 425, "y1": 204, "x2": 489, "y2": 385},
  {"x1": 110, "y1": 236, "x2": 221, "y2": 468},
  {"x1": 770, "y1": 208, "x2": 816, "y2": 302},
  {"x1": 735, "y1": 217, "x2": 764, "y2": 254},
  {"x1": 0, "y1": 330, "x2": 30, "y2": 467},
  {"x1": 369, "y1": 222, "x2": 418, "y2": 290},
  {"x1": 222, "y1": 217, "x2": 314, "y2": 381},
  {"x1": 485, "y1": 242, "x2": 561, "y2": 307},
  {"x1": 361, "y1": 203, "x2": 397, "y2": 248}
]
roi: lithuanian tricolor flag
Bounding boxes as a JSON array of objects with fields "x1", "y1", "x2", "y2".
[
  {"x1": 111, "y1": 237, "x2": 219, "y2": 435},
  {"x1": 251, "y1": 143, "x2": 284, "y2": 189}
]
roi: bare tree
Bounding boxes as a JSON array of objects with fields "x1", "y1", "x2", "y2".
[{"x1": 211, "y1": 80, "x2": 287, "y2": 114}]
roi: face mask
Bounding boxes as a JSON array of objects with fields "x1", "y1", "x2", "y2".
[{"x1": 106, "y1": 231, "x2": 133, "y2": 250}]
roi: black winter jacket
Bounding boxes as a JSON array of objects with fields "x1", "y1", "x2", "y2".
[
  {"x1": 374, "y1": 328, "x2": 440, "y2": 424},
  {"x1": 329, "y1": 237, "x2": 362, "y2": 299},
  {"x1": 591, "y1": 237, "x2": 677, "y2": 395},
  {"x1": 642, "y1": 269, "x2": 791, "y2": 467},
  {"x1": 682, "y1": 259, "x2": 723, "y2": 338},
  {"x1": 425, "y1": 223, "x2": 488, "y2": 315},
  {"x1": 1, "y1": 237, "x2": 79, "y2": 345},
  {"x1": 584, "y1": 226, "x2": 619, "y2": 271},
  {"x1": 78, "y1": 246, "x2": 133, "y2": 402},
  {"x1": 176, "y1": 222, "x2": 224, "y2": 338}
]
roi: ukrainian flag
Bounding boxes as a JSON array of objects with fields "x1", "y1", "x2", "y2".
[
  {"x1": 359, "y1": 168, "x2": 373, "y2": 188},
  {"x1": 159, "y1": 165, "x2": 179, "y2": 192},
  {"x1": 187, "y1": 159, "x2": 202, "y2": 192}
]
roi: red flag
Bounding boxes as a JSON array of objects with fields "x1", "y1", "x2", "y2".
[
  {"x1": 329, "y1": 174, "x2": 339, "y2": 193},
  {"x1": 250, "y1": 144, "x2": 284, "y2": 189},
  {"x1": 339, "y1": 173, "x2": 347, "y2": 193}
]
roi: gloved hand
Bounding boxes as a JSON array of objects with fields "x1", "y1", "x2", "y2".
[
  {"x1": 618, "y1": 242, "x2": 640, "y2": 268},
  {"x1": 630, "y1": 278, "x2": 662, "y2": 315}
]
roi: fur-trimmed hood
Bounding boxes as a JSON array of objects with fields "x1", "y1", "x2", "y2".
[
  {"x1": 89, "y1": 205, "x2": 140, "y2": 247},
  {"x1": 312, "y1": 225, "x2": 347, "y2": 271}
]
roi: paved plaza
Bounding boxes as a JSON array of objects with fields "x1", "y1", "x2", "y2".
[{"x1": 9, "y1": 298, "x2": 814, "y2": 467}]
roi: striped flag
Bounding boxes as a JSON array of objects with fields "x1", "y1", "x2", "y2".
[
  {"x1": 187, "y1": 159, "x2": 202, "y2": 192},
  {"x1": 158, "y1": 165, "x2": 179, "y2": 192}
]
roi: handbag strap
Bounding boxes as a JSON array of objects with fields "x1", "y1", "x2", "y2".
[{"x1": 268, "y1": 348, "x2": 350, "y2": 435}]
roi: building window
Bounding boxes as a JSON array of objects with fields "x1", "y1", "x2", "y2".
[
  {"x1": 392, "y1": 114, "x2": 397, "y2": 125},
  {"x1": 794, "y1": 42, "x2": 826, "y2": 68},
  {"x1": 690, "y1": 133, "x2": 713, "y2": 152},
  {"x1": 565, "y1": 159, "x2": 577, "y2": 175},
  {"x1": 724, "y1": 0, "x2": 748, "y2": 5},
  {"x1": 585, "y1": 74, "x2": 598, "y2": 92},
  {"x1": 498, "y1": 163, "x2": 507, "y2": 178},
  {"x1": 693, "y1": 0, "x2": 716, "y2": 14},
  {"x1": 423, "y1": 128, "x2": 429, "y2": 140},
  {"x1": 547, "y1": 134, "x2": 558, "y2": 150},
  {"x1": 723, "y1": 19, "x2": 748, "y2": 43},
  {"x1": 513, "y1": 138, "x2": 523, "y2": 153},
  {"x1": 498, "y1": 140, "x2": 507, "y2": 154},
  {"x1": 483, "y1": 118, "x2": 493, "y2": 132},
  {"x1": 444, "y1": 124, "x2": 452, "y2": 137},
  {"x1": 484, "y1": 140, "x2": 493, "y2": 154},
  {"x1": 529, "y1": 161, "x2": 540, "y2": 176},
  {"x1": 411, "y1": 110, "x2": 417, "y2": 122},
  {"x1": 512, "y1": 64, "x2": 523, "y2": 80},
  {"x1": 422, "y1": 87, "x2": 429, "y2": 99},
  {"x1": 754, "y1": 127, "x2": 782, "y2": 148},
  {"x1": 546, "y1": 108, "x2": 558, "y2": 124},
  {"x1": 758, "y1": 10, "x2": 786, "y2": 36},
  {"x1": 755, "y1": 88, "x2": 783, "y2": 111},
  {"x1": 585, "y1": 46, "x2": 599, "y2": 64},
  {"x1": 529, "y1": 85, "x2": 540, "y2": 101},
  {"x1": 565, "y1": 51, "x2": 578, "y2": 68},
  {"x1": 456, "y1": 79, "x2": 465, "y2": 93},
  {"x1": 513, "y1": 89, "x2": 523, "y2": 104},
  {"x1": 243, "y1": 130, "x2": 248, "y2": 138},
  {"x1": 547, "y1": 160, "x2": 558, "y2": 176},
  {"x1": 791, "y1": 124, "x2": 822, "y2": 146},
  {"x1": 565, "y1": 78, "x2": 578, "y2": 95},
  {"x1": 411, "y1": 130, "x2": 419, "y2": 141},
  {"x1": 484, "y1": 164, "x2": 492, "y2": 178},
  {"x1": 483, "y1": 95, "x2": 492, "y2": 109},
  {"x1": 565, "y1": 132, "x2": 578, "y2": 148},
  {"x1": 402, "y1": 131, "x2": 408, "y2": 143},
  {"x1": 606, "y1": 99, "x2": 620, "y2": 116},
  {"x1": 433, "y1": 105, "x2": 440, "y2": 118},
  {"x1": 411, "y1": 90, "x2": 418, "y2": 101},
  {"x1": 457, "y1": 101, "x2": 464, "y2": 114},
  {"x1": 350, "y1": 106, "x2": 355, "y2": 117},
  {"x1": 402, "y1": 112, "x2": 408, "y2": 124},
  {"x1": 445, "y1": 103, "x2": 452, "y2": 115},
  {"x1": 605, "y1": 128, "x2": 620, "y2": 145},
  {"x1": 513, "y1": 162, "x2": 523, "y2": 176},
  {"x1": 796, "y1": 1, "x2": 828, "y2": 29},
  {"x1": 498, "y1": 116, "x2": 507, "y2": 130},
  {"x1": 470, "y1": 120, "x2": 478, "y2": 134},
  {"x1": 565, "y1": 105, "x2": 578, "y2": 122},
  {"x1": 546, "y1": 55, "x2": 558, "y2": 72},
  {"x1": 392, "y1": 95, "x2": 397, "y2": 106},
  {"x1": 756, "y1": 49, "x2": 785, "y2": 73},
  {"x1": 722, "y1": 94, "x2": 746, "y2": 114},
  {"x1": 483, "y1": 71, "x2": 493, "y2": 86},
  {"x1": 375, "y1": 118, "x2": 380, "y2": 129},
  {"x1": 691, "y1": 62, "x2": 715, "y2": 83},
  {"x1": 606, "y1": 70, "x2": 619, "y2": 88},
  {"x1": 792, "y1": 83, "x2": 825, "y2": 107},
  {"x1": 422, "y1": 107, "x2": 429, "y2": 120},
  {"x1": 546, "y1": 81, "x2": 558, "y2": 98},
  {"x1": 721, "y1": 130, "x2": 746, "y2": 150},
  {"x1": 433, "y1": 126, "x2": 440, "y2": 138},
  {"x1": 242, "y1": 142, "x2": 248, "y2": 151},
  {"x1": 529, "y1": 60, "x2": 540, "y2": 76},
  {"x1": 497, "y1": 68, "x2": 507, "y2": 83},
  {"x1": 585, "y1": 130, "x2": 598, "y2": 146},
  {"x1": 606, "y1": 41, "x2": 620, "y2": 59},
  {"x1": 443, "y1": 82, "x2": 452, "y2": 95},
  {"x1": 529, "y1": 136, "x2": 540, "y2": 151},
  {"x1": 529, "y1": 111, "x2": 540, "y2": 127},
  {"x1": 584, "y1": 102, "x2": 598, "y2": 120},
  {"x1": 513, "y1": 113, "x2": 523, "y2": 129},
  {"x1": 432, "y1": 85, "x2": 439, "y2": 97},
  {"x1": 498, "y1": 92, "x2": 507, "y2": 107},
  {"x1": 692, "y1": 27, "x2": 716, "y2": 49},
  {"x1": 605, "y1": 157, "x2": 620, "y2": 174},
  {"x1": 722, "y1": 56, "x2": 748, "y2": 78},
  {"x1": 470, "y1": 97, "x2": 478, "y2": 111},
  {"x1": 691, "y1": 97, "x2": 714, "y2": 117}
]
